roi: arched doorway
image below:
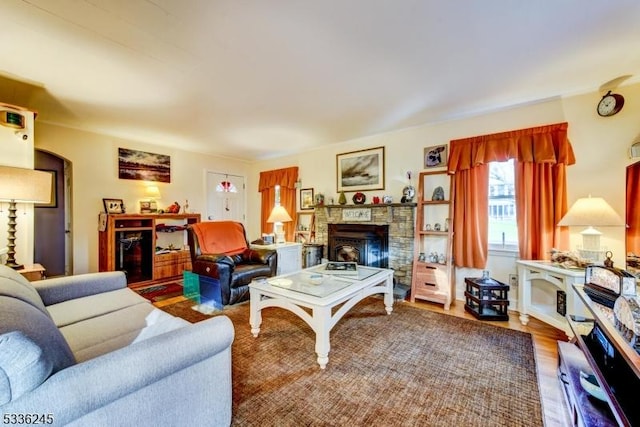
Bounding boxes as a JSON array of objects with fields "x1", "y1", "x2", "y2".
[{"x1": 35, "y1": 150, "x2": 72, "y2": 277}]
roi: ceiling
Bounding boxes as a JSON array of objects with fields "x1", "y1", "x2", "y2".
[{"x1": 1, "y1": 1, "x2": 640, "y2": 161}]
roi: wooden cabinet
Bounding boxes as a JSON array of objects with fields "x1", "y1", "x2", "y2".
[
  {"x1": 98, "y1": 213, "x2": 200, "y2": 286},
  {"x1": 410, "y1": 171, "x2": 455, "y2": 309}
]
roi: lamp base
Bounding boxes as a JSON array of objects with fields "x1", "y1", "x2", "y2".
[
  {"x1": 6, "y1": 261, "x2": 23, "y2": 270},
  {"x1": 5, "y1": 200, "x2": 23, "y2": 270},
  {"x1": 577, "y1": 249, "x2": 606, "y2": 263}
]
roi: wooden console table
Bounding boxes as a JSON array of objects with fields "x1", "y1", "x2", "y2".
[{"x1": 516, "y1": 260, "x2": 588, "y2": 335}]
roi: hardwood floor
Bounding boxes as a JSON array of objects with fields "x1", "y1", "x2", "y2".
[{"x1": 407, "y1": 298, "x2": 571, "y2": 427}]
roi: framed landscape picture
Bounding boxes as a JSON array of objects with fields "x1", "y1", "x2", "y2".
[
  {"x1": 118, "y1": 148, "x2": 171, "y2": 183},
  {"x1": 336, "y1": 146, "x2": 385, "y2": 192}
]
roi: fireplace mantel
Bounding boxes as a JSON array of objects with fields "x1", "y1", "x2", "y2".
[{"x1": 317, "y1": 203, "x2": 416, "y2": 223}]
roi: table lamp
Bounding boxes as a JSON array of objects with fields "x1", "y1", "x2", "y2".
[
  {"x1": 0, "y1": 166, "x2": 52, "y2": 269},
  {"x1": 267, "y1": 204, "x2": 292, "y2": 244},
  {"x1": 557, "y1": 195, "x2": 623, "y2": 261},
  {"x1": 145, "y1": 185, "x2": 161, "y2": 200}
]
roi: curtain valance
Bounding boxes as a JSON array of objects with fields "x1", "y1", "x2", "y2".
[
  {"x1": 448, "y1": 122, "x2": 575, "y2": 172},
  {"x1": 258, "y1": 167, "x2": 299, "y2": 191}
]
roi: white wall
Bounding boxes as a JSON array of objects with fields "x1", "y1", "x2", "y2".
[
  {"x1": 249, "y1": 83, "x2": 640, "y2": 303},
  {"x1": 7, "y1": 82, "x2": 637, "y2": 283},
  {"x1": 34, "y1": 123, "x2": 251, "y2": 274}
]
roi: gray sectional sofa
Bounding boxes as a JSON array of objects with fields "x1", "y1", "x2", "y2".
[{"x1": 0, "y1": 264, "x2": 234, "y2": 426}]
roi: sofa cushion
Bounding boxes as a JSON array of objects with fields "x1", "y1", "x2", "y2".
[
  {"x1": 46, "y1": 288, "x2": 148, "y2": 328},
  {"x1": 59, "y1": 303, "x2": 189, "y2": 362},
  {"x1": 0, "y1": 270, "x2": 48, "y2": 316},
  {"x1": 0, "y1": 296, "x2": 75, "y2": 379},
  {"x1": 0, "y1": 331, "x2": 52, "y2": 405}
]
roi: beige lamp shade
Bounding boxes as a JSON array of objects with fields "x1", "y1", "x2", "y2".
[
  {"x1": 145, "y1": 185, "x2": 161, "y2": 199},
  {"x1": 267, "y1": 205, "x2": 292, "y2": 244},
  {"x1": 267, "y1": 205, "x2": 293, "y2": 223},
  {"x1": 558, "y1": 195, "x2": 623, "y2": 254},
  {"x1": 558, "y1": 196, "x2": 623, "y2": 227},
  {"x1": 0, "y1": 166, "x2": 51, "y2": 203}
]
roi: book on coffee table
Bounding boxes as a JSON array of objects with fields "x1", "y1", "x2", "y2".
[{"x1": 322, "y1": 261, "x2": 358, "y2": 275}]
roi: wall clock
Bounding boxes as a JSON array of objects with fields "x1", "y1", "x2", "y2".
[{"x1": 597, "y1": 90, "x2": 624, "y2": 117}]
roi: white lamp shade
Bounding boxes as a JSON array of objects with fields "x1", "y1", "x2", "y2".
[
  {"x1": 558, "y1": 196, "x2": 623, "y2": 227},
  {"x1": 267, "y1": 205, "x2": 293, "y2": 223},
  {"x1": 0, "y1": 166, "x2": 51, "y2": 203},
  {"x1": 145, "y1": 185, "x2": 161, "y2": 199}
]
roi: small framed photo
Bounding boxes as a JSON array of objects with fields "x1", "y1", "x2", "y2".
[
  {"x1": 140, "y1": 201, "x2": 151, "y2": 214},
  {"x1": 103, "y1": 198, "x2": 125, "y2": 214},
  {"x1": 300, "y1": 188, "x2": 314, "y2": 210},
  {"x1": 140, "y1": 200, "x2": 158, "y2": 214},
  {"x1": 424, "y1": 144, "x2": 447, "y2": 168}
]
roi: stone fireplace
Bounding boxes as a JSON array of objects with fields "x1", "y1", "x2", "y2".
[{"x1": 313, "y1": 203, "x2": 415, "y2": 294}]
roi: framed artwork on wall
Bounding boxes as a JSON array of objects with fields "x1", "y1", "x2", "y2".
[
  {"x1": 336, "y1": 146, "x2": 385, "y2": 192},
  {"x1": 300, "y1": 188, "x2": 314, "y2": 210},
  {"x1": 424, "y1": 144, "x2": 447, "y2": 168},
  {"x1": 118, "y1": 148, "x2": 171, "y2": 183}
]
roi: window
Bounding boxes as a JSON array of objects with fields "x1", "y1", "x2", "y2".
[{"x1": 488, "y1": 160, "x2": 518, "y2": 250}]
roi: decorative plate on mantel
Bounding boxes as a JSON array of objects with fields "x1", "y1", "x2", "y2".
[{"x1": 352, "y1": 192, "x2": 366, "y2": 204}]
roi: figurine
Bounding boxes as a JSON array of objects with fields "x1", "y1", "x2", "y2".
[
  {"x1": 167, "y1": 201, "x2": 181, "y2": 214},
  {"x1": 432, "y1": 186, "x2": 445, "y2": 201},
  {"x1": 401, "y1": 171, "x2": 415, "y2": 203}
]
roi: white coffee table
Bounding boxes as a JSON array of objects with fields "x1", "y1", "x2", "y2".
[{"x1": 249, "y1": 264, "x2": 394, "y2": 369}]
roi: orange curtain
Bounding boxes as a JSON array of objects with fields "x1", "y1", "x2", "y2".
[
  {"x1": 258, "y1": 166, "x2": 299, "y2": 241},
  {"x1": 452, "y1": 165, "x2": 489, "y2": 268},
  {"x1": 515, "y1": 162, "x2": 569, "y2": 260},
  {"x1": 448, "y1": 122, "x2": 575, "y2": 268},
  {"x1": 626, "y1": 162, "x2": 640, "y2": 256}
]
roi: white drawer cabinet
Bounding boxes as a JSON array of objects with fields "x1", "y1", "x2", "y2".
[{"x1": 251, "y1": 242, "x2": 302, "y2": 276}]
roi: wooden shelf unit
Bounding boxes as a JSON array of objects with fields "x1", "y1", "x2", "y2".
[
  {"x1": 410, "y1": 170, "x2": 455, "y2": 309},
  {"x1": 295, "y1": 211, "x2": 315, "y2": 243},
  {"x1": 98, "y1": 213, "x2": 200, "y2": 286}
]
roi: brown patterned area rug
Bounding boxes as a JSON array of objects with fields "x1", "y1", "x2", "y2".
[{"x1": 160, "y1": 297, "x2": 543, "y2": 427}]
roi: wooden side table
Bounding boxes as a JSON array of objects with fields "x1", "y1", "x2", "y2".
[{"x1": 17, "y1": 263, "x2": 46, "y2": 281}]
